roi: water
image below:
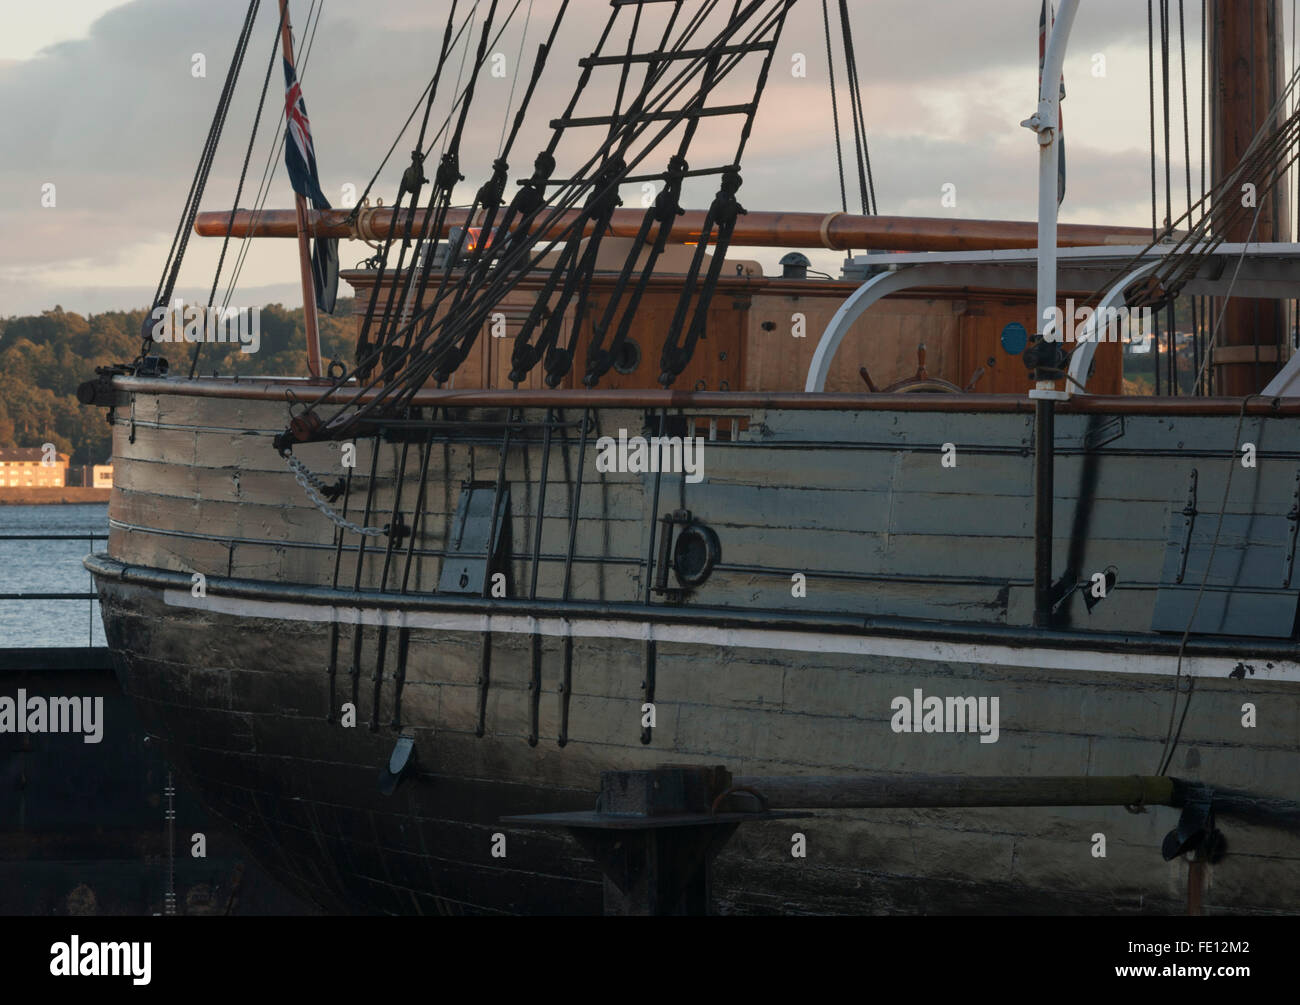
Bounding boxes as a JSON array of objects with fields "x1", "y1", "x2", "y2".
[{"x1": 0, "y1": 504, "x2": 109, "y2": 648}]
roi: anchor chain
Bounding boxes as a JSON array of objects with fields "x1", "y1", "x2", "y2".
[{"x1": 284, "y1": 453, "x2": 386, "y2": 538}]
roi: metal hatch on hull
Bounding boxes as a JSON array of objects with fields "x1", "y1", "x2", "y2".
[{"x1": 1152, "y1": 477, "x2": 1300, "y2": 638}]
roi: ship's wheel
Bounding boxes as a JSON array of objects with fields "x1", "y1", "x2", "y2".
[{"x1": 859, "y1": 343, "x2": 974, "y2": 394}]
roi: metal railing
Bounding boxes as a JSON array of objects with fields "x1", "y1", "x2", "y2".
[{"x1": 0, "y1": 533, "x2": 108, "y2": 648}]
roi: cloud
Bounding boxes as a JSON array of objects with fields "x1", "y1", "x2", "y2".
[{"x1": 1, "y1": 0, "x2": 1193, "y2": 317}]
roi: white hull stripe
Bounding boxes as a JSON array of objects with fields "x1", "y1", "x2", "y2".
[{"x1": 162, "y1": 590, "x2": 1300, "y2": 684}]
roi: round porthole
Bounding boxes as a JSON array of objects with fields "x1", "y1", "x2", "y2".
[
  {"x1": 613, "y1": 337, "x2": 641, "y2": 375},
  {"x1": 673, "y1": 522, "x2": 721, "y2": 589}
]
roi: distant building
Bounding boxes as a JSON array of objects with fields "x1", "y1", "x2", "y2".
[
  {"x1": 0, "y1": 447, "x2": 70, "y2": 488},
  {"x1": 92, "y1": 465, "x2": 114, "y2": 489}
]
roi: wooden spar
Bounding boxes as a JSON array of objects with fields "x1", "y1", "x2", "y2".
[
  {"x1": 193, "y1": 206, "x2": 1155, "y2": 253},
  {"x1": 278, "y1": 0, "x2": 323, "y2": 379}
]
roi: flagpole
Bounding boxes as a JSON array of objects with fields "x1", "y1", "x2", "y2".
[
  {"x1": 278, "y1": 0, "x2": 323, "y2": 379},
  {"x1": 1022, "y1": 0, "x2": 1079, "y2": 631},
  {"x1": 1031, "y1": 0, "x2": 1077, "y2": 368}
]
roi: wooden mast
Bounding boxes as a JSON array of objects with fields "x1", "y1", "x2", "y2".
[
  {"x1": 278, "y1": 0, "x2": 324, "y2": 379},
  {"x1": 1210, "y1": 0, "x2": 1290, "y2": 394}
]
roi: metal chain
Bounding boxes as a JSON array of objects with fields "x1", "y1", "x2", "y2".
[{"x1": 284, "y1": 453, "x2": 387, "y2": 537}]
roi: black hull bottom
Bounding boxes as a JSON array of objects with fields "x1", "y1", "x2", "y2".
[{"x1": 95, "y1": 574, "x2": 1293, "y2": 916}]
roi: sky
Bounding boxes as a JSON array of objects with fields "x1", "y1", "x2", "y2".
[{"x1": 0, "y1": 0, "x2": 1249, "y2": 318}]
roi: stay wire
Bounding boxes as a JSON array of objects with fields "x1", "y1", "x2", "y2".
[
  {"x1": 348, "y1": 4, "x2": 479, "y2": 220},
  {"x1": 147, "y1": 0, "x2": 261, "y2": 360},
  {"x1": 220, "y1": 0, "x2": 323, "y2": 316},
  {"x1": 312, "y1": 0, "x2": 786, "y2": 423},
  {"x1": 190, "y1": 1, "x2": 287, "y2": 379},
  {"x1": 1149, "y1": 0, "x2": 1158, "y2": 239},
  {"x1": 353, "y1": 0, "x2": 764, "y2": 388},
  {"x1": 821, "y1": 0, "x2": 848, "y2": 217},
  {"x1": 347, "y1": 0, "x2": 788, "y2": 417},
  {"x1": 498, "y1": 0, "x2": 535, "y2": 156},
  {"x1": 1156, "y1": 204, "x2": 1264, "y2": 777}
]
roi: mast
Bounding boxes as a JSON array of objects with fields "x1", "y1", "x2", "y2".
[
  {"x1": 1026, "y1": 0, "x2": 1078, "y2": 630},
  {"x1": 278, "y1": 0, "x2": 324, "y2": 379},
  {"x1": 1210, "y1": 0, "x2": 1290, "y2": 394}
]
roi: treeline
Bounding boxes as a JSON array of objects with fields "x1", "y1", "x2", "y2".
[{"x1": 0, "y1": 299, "x2": 356, "y2": 465}]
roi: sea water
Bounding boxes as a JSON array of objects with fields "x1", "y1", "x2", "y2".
[{"x1": 0, "y1": 504, "x2": 108, "y2": 648}]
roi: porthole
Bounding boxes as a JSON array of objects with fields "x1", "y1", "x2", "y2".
[
  {"x1": 613, "y1": 337, "x2": 641, "y2": 375},
  {"x1": 673, "y1": 522, "x2": 721, "y2": 589}
]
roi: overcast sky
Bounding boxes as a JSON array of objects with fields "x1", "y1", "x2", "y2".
[{"x1": 0, "y1": 0, "x2": 1245, "y2": 318}]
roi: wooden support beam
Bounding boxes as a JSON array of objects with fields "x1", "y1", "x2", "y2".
[{"x1": 732, "y1": 774, "x2": 1177, "y2": 809}]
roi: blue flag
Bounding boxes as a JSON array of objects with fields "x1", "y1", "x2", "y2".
[{"x1": 283, "y1": 58, "x2": 338, "y2": 313}]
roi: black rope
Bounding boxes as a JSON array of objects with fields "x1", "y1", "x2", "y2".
[
  {"x1": 332, "y1": 0, "x2": 584, "y2": 402},
  {"x1": 420, "y1": 3, "x2": 574, "y2": 372},
  {"x1": 1160, "y1": 1, "x2": 1177, "y2": 395},
  {"x1": 1069, "y1": 51, "x2": 1300, "y2": 367},
  {"x1": 190, "y1": 1, "x2": 287, "y2": 379},
  {"x1": 837, "y1": 0, "x2": 875, "y2": 215},
  {"x1": 820, "y1": 0, "x2": 848, "y2": 220},
  {"x1": 391, "y1": 0, "x2": 770, "y2": 393},
  {"x1": 1148, "y1": 0, "x2": 1158, "y2": 241},
  {"x1": 1200, "y1": 0, "x2": 1207, "y2": 393},
  {"x1": 404, "y1": 0, "x2": 769, "y2": 399},
  {"x1": 410, "y1": 1, "x2": 519, "y2": 306},
  {"x1": 1157, "y1": 393, "x2": 1262, "y2": 775},
  {"x1": 353, "y1": 0, "x2": 467, "y2": 377},
  {"x1": 1161, "y1": 0, "x2": 1173, "y2": 234},
  {"x1": 498, "y1": 0, "x2": 536, "y2": 155},
  {"x1": 144, "y1": 0, "x2": 260, "y2": 364},
  {"x1": 347, "y1": 9, "x2": 481, "y2": 223},
  {"x1": 387, "y1": 0, "x2": 528, "y2": 383},
  {"x1": 385, "y1": 0, "x2": 534, "y2": 372},
  {"x1": 151, "y1": 0, "x2": 259, "y2": 314},
  {"x1": 291, "y1": 0, "x2": 794, "y2": 438},
  {"x1": 1177, "y1": 0, "x2": 1200, "y2": 394},
  {"x1": 348, "y1": 0, "x2": 534, "y2": 383},
  {"x1": 220, "y1": 0, "x2": 323, "y2": 317},
  {"x1": 658, "y1": 2, "x2": 794, "y2": 386}
]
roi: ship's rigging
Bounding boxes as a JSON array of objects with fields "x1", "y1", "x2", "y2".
[
  {"x1": 248, "y1": 0, "x2": 793, "y2": 454},
  {"x1": 79, "y1": 2, "x2": 1300, "y2": 917}
]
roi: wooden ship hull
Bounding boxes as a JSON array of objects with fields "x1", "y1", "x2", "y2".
[
  {"x1": 86, "y1": 380, "x2": 1300, "y2": 914},
  {"x1": 82, "y1": 0, "x2": 1300, "y2": 915}
]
